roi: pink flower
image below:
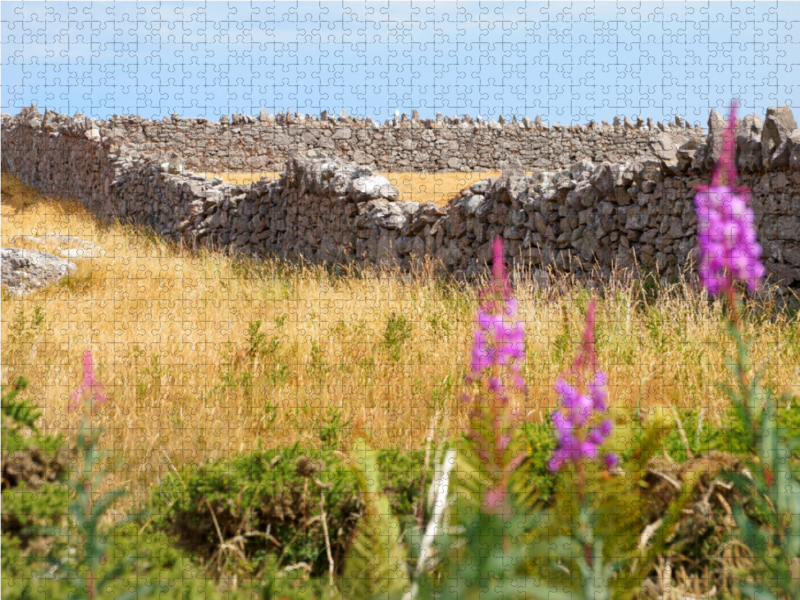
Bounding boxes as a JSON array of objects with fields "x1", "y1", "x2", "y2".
[
  {"x1": 549, "y1": 301, "x2": 617, "y2": 472},
  {"x1": 464, "y1": 237, "x2": 530, "y2": 517},
  {"x1": 69, "y1": 349, "x2": 108, "y2": 413},
  {"x1": 467, "y1": 241, "x2": 526, "y2": 383},
  {"x1": 693, "y1": 99, "x2": 765, "y2": 295}
]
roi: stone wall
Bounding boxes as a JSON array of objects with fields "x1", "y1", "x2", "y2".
[
  {"x1": 2, "y1": 105, "x2": 799, "y2": 291},
  {"x1": 78, "y1": 110, "x2": 705, "y2": 174}
]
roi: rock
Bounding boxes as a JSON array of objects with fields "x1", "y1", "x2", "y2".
[
  {"x1": 613, "y1": 116, "x2": 621, "y2": 127},
  {"x1": 647, "y1": 117, "x2": 654, "y2": 129},
  {"x1": 702, "y1": 108, "x2": 729, "y2": 169},
  {"x1": 219, "y1": 114, "x2": 230, "y2": 124},
  {"x1": 762, "y1": 105, "x2": 797, "y2": 168},
  {"x1": 650, "y1": 132, "x2": 682, "y2": 174},
  {"x1": 9, "y1": 234, "x2": 105, "y2": 259},
  {"x1": 168, "y1": 151, "x2": 185, "y2": 174},
  {"x1": 534, "y1": 115, "x2": 542, "y2": 128},
  {"x1": 320, "y1": 110, "x2": 328, "y2": 121},
  {"x1": 624, "y1": 117, "x2": 636, "y2": 130},
  {"x1": 348, "y1": 174, "x2": 399, "y2": 202},
  {"x1": 676, "y1": 139, "x2": 700, "y2": 171},
  {"x1": 636, "y1": 116, "x2": 644, "y2": 127},
  {"x1": 737, "y1": 114, "x2": 764, "y2": 172},
  {"x1": 790, "y1": 129, "x2": 800, "y2": 169},
  {"x1": 470, "y1": 180, "x2": 489, "y2": 194},
  {"x1": 498, "y1": 114, "x2": 506, "y2": 125},
  {"x1": 570, "y1": 159, "x2": 596, "y2": 181},
  {"x1": 589, "y1": 162, "x2": 616, "y2": 198},
  {"x1": 412, "y1": 109, "x2": 420, "y2": 121},
  {"x1": 1, "y1": 248, "x2": 77, "y2": 296},
  {"x1": 259, "y1": 108, "x2": 268, "y2": 122},
  {"x1": 674, "y1": 114, "x2": 684, "y2": 128}
]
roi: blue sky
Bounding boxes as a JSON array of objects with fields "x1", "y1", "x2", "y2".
[{"x1": 2, "y1": 1, "x2": 798, "y2": 125}]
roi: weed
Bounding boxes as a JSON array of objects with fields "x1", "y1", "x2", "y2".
[
  {"x1": 316, "y1": 407, "x2": 353, "y2": 450},
  {"x1": 382, "y1": 312, "x2": 413, "y2": 362}
]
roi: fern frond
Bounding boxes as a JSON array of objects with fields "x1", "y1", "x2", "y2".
[{"x1": 341, "y1": 438, "x2": 410, "y2": 600}]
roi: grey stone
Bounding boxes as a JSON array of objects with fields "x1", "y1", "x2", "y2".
[
  {"x1": 736, "y1": 114, "x2": 764, "y2": 172},
  {"x1": 1, "y1": 248, "x2": 77, "y2": 296},
  {"x1": 762, "y1": 105, "x2": 797, "y2": 168},
  {"x1": 348, "y1": 174, "x2": 399, "y2": 202},
  {"x1": 650, "y1": 132, "x2": 682, "y2": 174},
  {"x1": 790, "y1": 129, "x2": 800, "y2": 169},
  {"x1": 168, "y1": 151, "x2": 185, "y2": 174}
]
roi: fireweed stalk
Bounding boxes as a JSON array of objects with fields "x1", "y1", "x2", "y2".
[
  {"x1": 548, "y1": 301, "x2": 618, "y2": 488},
  {"x1": 694, "y1": 99, "x2": 766, "y2": 432},
  {"x1": 462, "y1": 236, "x2": 528, "y2": 518},
  {"x1": 692, "y1": 102, "x2": 800, "y2": 600},
  {"x1": 693, "y1": 98, "x2": 765, "y2": 326},
  {"x1": 67, "y1": 349, "x2": 108, "y2": 600}
]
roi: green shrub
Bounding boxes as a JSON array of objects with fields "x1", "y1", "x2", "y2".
[{"x1": 151, "y1": 444, "x2": 433, "y2": 580}]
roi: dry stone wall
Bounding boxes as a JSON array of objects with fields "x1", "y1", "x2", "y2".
[
  {"x1": 2, "y1": 105, "x2": 799, "y2": 291},
  {"x1": 102, "y1": 110, "x2": 704, "y2": 173}
]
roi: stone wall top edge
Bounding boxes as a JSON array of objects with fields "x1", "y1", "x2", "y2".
[{"x1": 2, "y1": 104, "x2": 708, "y2": 134}]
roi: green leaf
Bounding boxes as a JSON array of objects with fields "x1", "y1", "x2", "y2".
[
  {"x1": 340, "y1": 438, "x2": 410, "y2": 600},
  {"x1": 738, "y1": 582, "x2": 781, "y2": 600},
  {"x1": 113, "y1": 581, "x2": 168, "y2": 600}
]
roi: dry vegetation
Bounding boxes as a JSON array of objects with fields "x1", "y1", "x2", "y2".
[
  {"x1": 2, "y1": 172, "x2": 799, "y2": 520},
  {"x1": 207, "y1": 171, "x2": 513, "y2": 205}
]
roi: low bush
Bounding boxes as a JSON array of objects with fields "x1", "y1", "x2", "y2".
[{"x1": 150, "y1": 443, "x2": 438, "y2": 580}]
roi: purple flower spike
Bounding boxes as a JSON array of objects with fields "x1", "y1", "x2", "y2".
[
  {"x1": 693, "y1": 99, "x2": 766, "y2": 296},
  {"x1": 549, "y1": 301, "x2": 617, "y2": 473},
  {"x1": 69, "y1": 349, "x2": 108, "y2": 413},
  {"x1": 462, "y1": 236, "x2": 531, "y2": 516},
  {"x1": 468, "y1": 240, "x2": 526, "y2": 383}
]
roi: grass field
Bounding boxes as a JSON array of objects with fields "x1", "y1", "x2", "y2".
[
  {"x1": 207, "y1": 171, "x2": 510, "y2": 205},
  {"x1": 2, "y1": 172, "x2": 799, "y2": 521}
]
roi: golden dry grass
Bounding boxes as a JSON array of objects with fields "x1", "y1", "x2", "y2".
[
  {"x1": 2, "y1": 172, "x2": 799, "y2": 520},
  {"x1": 208, "y1": 171, "x2": 514, "y2": 205}
]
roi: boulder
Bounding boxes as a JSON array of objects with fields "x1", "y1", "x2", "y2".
[
  {"x1": 1, "y1": 248, "x2": 77, "y2": 296},
  {"x1": 762, "y1": 105, "x2": 797, "y2": 168}
]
